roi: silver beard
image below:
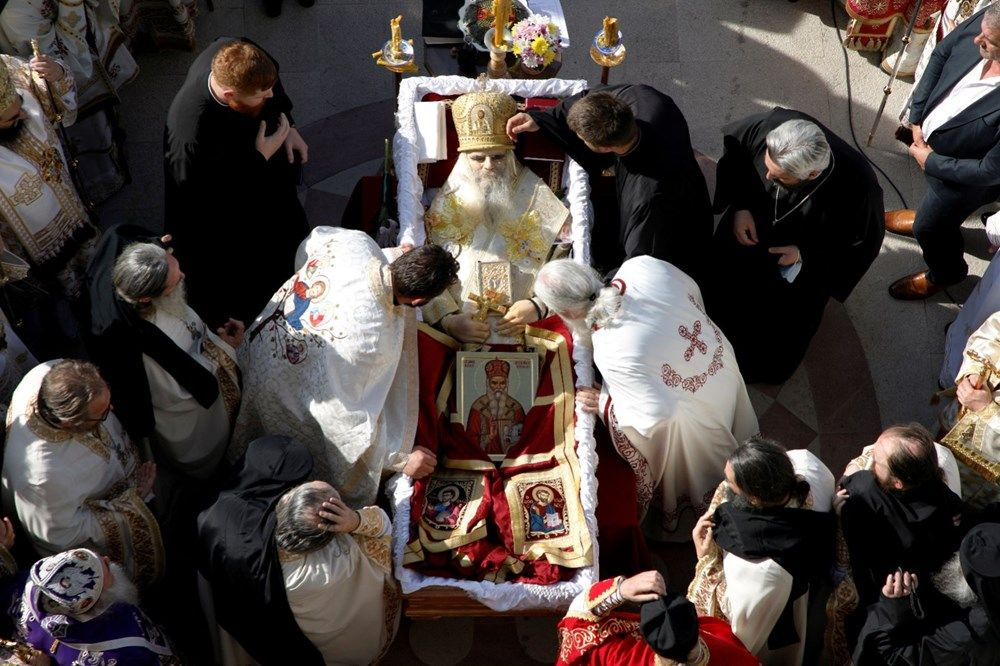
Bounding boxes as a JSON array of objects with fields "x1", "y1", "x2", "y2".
[
  {"x1": 92, "y1": 563, "x2": 140, "y2": 615},
  {"x1": 149, "y1": 279, "x2": 189, "y2": 320},
  {"x1": 932, "y1": 553, "x2": 979, "y2": 608}
]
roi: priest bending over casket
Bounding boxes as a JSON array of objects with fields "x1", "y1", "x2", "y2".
[
  {"x1": 535, "y1": 257, "x2": 759, "y2": 540},
  {"x1": 229, "y1": 227, "x2": 459, "y2": 508},
  {"x1": 422, "y1": 90, "x2": 570, "y2": 345}
]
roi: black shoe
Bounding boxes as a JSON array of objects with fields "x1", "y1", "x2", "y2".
[
  {"x1": 264, "y1": 0, "x2": 281, "y2": 17},
  {"x1": 297, "y1": 0, "x2": 315, "y2": 7}
]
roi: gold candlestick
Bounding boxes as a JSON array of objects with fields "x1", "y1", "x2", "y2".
[
  {"x1": 484, "y1": 27, "x2": 511, "y2": 79},
  {"x1": 372, "y1": 14, "x2": 418, "y2": 74},
  {"x1": 591, "y1": 16, "x2": 626, "y2": 84}
]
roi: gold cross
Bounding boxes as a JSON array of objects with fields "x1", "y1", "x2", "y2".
[
  {"x1": 967, "y1": 349, "x2": 1000, "y2": 388},
  {"x1": 468, "y1": 290, "x2": 509, "y2": 322}
]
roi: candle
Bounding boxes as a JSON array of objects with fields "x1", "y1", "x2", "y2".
[
  {"x1": 492, "y1": 0, "x2": 510, "y2": 47},
  {"x1": 390, "y1": 15, "x2": 403, "y2": 59},
  {"x1": 601, "y1": 17, "x2": 619, "y2": 47}
]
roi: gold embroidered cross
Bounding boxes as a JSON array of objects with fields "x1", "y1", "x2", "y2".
[{"x1": 468, "y1": 289, "x2": 509, "y2": 322}]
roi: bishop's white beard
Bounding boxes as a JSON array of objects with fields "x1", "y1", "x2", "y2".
[
  {"x1": 452, "y1": 153, "x2": 519, "y2": 225},
  {"x1": 488, "y1": 389, "x2": 506, "y2": 418},
  {"x1": 150, "y1": 279, "x2": 189, "y2": 320},
  {"x1": 93, "y1": 563, "x2": 140, "y2": 615},
  {"x1": 560, "y1": 315, "x2": 593, "y2": 349},
  {"x1": 932, "y1": 553, "x2": 979, "y2": 608}
]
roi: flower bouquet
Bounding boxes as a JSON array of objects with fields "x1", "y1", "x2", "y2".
[{"x1": 511, "y1": 15, "x2": 562, "y2": 71}]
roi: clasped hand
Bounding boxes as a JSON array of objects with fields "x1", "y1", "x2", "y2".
[{"x1": 957, "y1": 373, "x2": 993, "y2": 412}]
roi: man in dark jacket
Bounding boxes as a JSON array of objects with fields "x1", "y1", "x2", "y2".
[{"x1": 885, "y1": 4, "x2": 1000, "y2": 299}]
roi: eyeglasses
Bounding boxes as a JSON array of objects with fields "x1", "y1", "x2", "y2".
[{"x1": 82, "y1": 403, "x2": 112, "y2": 424}]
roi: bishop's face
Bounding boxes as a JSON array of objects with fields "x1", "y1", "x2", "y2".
[{"x1": 467, "y1": 151, "x2": 508, "y2": 184}]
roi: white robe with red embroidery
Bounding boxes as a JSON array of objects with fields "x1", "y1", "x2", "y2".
[{"x1": 595, "y1": 256, "x2": 759, "y2": 539}]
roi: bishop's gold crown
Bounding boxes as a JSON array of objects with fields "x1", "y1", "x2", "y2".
[
  {"x1": 452, "y1": 91, "x2": 517, "y2": 153},
  {"x1": 0, "y1": 60, "x2": 17, "y2": 112}
]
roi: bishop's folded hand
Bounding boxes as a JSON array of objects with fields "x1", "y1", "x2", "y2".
[{"x1": 882, "y1": 570, "x2": 917, "y2": 599}]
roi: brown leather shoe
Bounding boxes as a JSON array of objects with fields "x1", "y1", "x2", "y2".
[
  {"x1": 889, "y1": 271, "x2": 942, "y2": 300},
  {"x1": 885, "y1": 209, "x2": 916, "y2": 236}
]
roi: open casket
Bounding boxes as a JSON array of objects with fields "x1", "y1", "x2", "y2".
[{"x1": 389, "y1": 76, "x2": 600, "y2": 613}]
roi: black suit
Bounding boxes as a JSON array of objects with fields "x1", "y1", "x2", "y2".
[{"x1": 909, "y1": 7, "x2": 1000, "y2": 285}]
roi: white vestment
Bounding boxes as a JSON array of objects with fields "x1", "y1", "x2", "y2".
[
  {"x1": 690, "y1": 449, "x2": 834, "y2": 666},
  {"x1": 1, "y1": 361, "x2": 164, "y2": 587},
  {"x1": 282, "y1": 506, "x2": 400, "y2": 665},
  {"x1": 942, "y1": 253, "x2": 1000, "y2": 389},
  {"x1": 422, "y1": 157, "x2": 569, "y2": 344},
  {"x1": 594, "y1": 256, "x2": 759, "y2": 538},
  {"x1": 0, "y1": 0, "x2": 138, "y2": 109},
  {"x1": 231, "y1": 227, "x2": 418, "y2": 507},
  {"x1": 0, "y1": 55, "x2": 94, "y2": 297},
  {"x1": 143, "y1": 303, "x2": 240, "y2": 479}
]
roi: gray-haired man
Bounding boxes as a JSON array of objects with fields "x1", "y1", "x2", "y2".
[
  {"x1": 706, "y1": 107, "x2": 885, "y2": 384},
  {"x1": 111, "y1": 241, "x2": 242, "y2": 479}
]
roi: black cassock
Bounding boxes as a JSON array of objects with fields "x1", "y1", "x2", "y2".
[
  {"x1": 164, "y1": 36, "x2": 310, "y2": 329},
  {"x1": 197, "y1": 435, "x2": 324, "y2": 665},
  {"x1": 528, "y1": 84, "x2": 713, "y2": 283},
  {"x1": 706, "y1": 107, "x2": 884, "y2": 385}
]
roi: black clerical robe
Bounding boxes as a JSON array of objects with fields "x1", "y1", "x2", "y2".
[
  {"x1": 527, "y1": 84, "x2": 713, "y2": 282},
  {"x1": 706, "y1": 107, "x2": 884, "y2": 385},
  {"x1": 164, "y1": 36, "x2": 309, "y2": 328},
  {"x1": 197, "y1": 435, "x2": 323, "y2": 665},
  {"x1": 841, "y1": 470, "x2": 965, "y2": 648}
]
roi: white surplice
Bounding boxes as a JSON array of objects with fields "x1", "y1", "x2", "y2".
[
  {"x1": 231, "y1": 227, "x2": 418, "y2": 508},
  {"x1": 0, "y1": 55, "x2": 94, "y2": 296},
  {"x1": 942, "y1": 254, "x2": 1000, "y2": 389},
  {"x1": 0, "y1": 309, "x2": 37, "y2": 411},
  {"x1": 281, "y1": 506, "x2": 400, "y2": 666},
  {"x1": 1, "y1": 361, "x2": 164, "y2": 587},
  {"x1": 0, "y1": 0, "x2": 138, "y2": 109},
  {"x1": 594, "y1": 256, "x2": 760, "y2": 538},
  {"x1": 689, "y1": 449, "x2": 834, "y2": 666},
  {"x1": 143, "y1": 303, "x2": 239, "y2": 479}
]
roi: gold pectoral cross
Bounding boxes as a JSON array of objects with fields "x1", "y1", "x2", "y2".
[{"x1": 468, "y1": 290, "x2": 509, "y2": 322}]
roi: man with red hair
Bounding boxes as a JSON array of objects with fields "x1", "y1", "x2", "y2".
[{"x1": 165, "y1": 38, "x2": 310, "y2": 329}]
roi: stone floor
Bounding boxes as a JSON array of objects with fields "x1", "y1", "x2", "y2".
[{"x1": 97, "y1": 0, "x2": 998, "y2": 662}]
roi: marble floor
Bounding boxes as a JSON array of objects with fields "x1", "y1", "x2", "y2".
[{"x1": 96, "y1": 0, "x2": 996, "y2": 661}]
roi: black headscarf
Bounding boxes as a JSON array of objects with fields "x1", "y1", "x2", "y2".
[
  {"x1": 960, "y1": 523, "x2": 1000, "y2": 637},
  {"x1": 83, "y1": 224, "x2": 219, "y2": 439},
  {"x1": 196, "y1": 435, "x2": 323, "y2": 665},
  {"x1": 841, "y1": 470, "x2": 965, "y2": 607},
  {"x1": 640, "y1": 592, "x2": 700, "y2": 660},
  {"x1": 712, "y1": 500, "x2": 836, "y2": 649}
]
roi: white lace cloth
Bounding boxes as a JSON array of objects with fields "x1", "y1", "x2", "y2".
[{"x1": 390, "y1": 75, "x2": 598, "y2": 611}]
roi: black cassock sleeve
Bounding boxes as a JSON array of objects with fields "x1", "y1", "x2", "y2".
[
  {"x1": 714, "y1": 112, "x2": 770, "y2": 215},
  {"x1": 526, "y1": 90, "x2": 615, "y2": 175},
  {"x1": 853, "y1": 596, "x2": 990, "y2": 666}
]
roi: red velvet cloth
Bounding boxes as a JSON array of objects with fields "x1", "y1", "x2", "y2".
[
  {"x1": 556, "y1": 613, "x2": 760, "y2": 665},
  {"x1": 406, "y1": 317, "x2": 584, "y2": 583}
]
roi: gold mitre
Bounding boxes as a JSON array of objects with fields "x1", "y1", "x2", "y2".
[
  {"x1": 452, "y1": 91, "x2": 517, "y2": 153},
  {"x1": 0, "y1": 60, "x2": 16, "y2": 111}
]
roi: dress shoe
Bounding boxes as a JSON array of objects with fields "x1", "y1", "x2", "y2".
[
  {"x1": 884, "y1": 209, "x2": 915, "y2": 236},
  {"x1": 888, "y1": 271, "x2": 943, "y2": 300}
]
